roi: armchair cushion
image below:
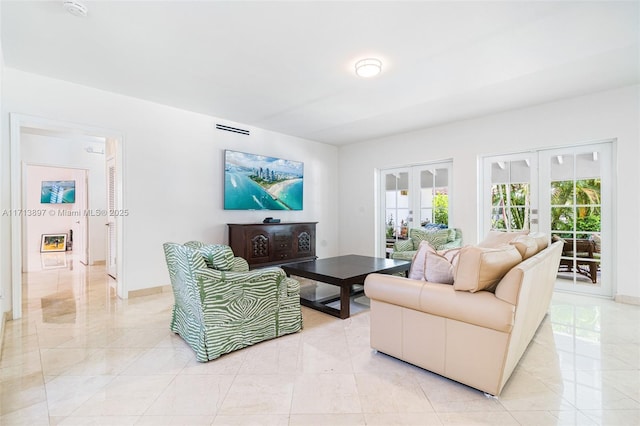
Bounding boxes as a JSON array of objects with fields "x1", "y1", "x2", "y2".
[
  {"x1": 390, "y1": 227, "x2": 463, "y2": 261},
  {"x1": 393, "y1": 238, "x2": 414, "y2": 252},
  {"x1": 410, "y1": 228, "x2": 454, "y2": 251},
  {"x1": 184, "y1": 241, "x2": 236, "y2": 271}
]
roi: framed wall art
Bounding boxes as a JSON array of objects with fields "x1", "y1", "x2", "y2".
[{"x1": 40, "y1": 234, "x2": 67, "y2": 252}]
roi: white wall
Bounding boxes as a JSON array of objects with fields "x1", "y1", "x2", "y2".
[
  {"x1": 24, "y1": 165, "x2": 85, "y2": 270},
  {"x1": 339, "y1": 85, "x2": 640, "y2": 301},
  {"x1": 22, "y1": 132, "x2": 107, "y2": 266},
  {"x1": 0, "y1": 5, "x2": 5, "y2": 310},
  {"x1": 1, "y1": 68, "x2": 339, "y2": 304}
]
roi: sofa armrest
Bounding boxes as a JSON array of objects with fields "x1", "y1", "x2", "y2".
[{"x1": 365, "y1": 274, "x2": 423, "y2": 311}]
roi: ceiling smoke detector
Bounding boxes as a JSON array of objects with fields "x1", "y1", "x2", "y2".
[{"x1": 63, "y1": 1, "x2": 88, "y2": 17}]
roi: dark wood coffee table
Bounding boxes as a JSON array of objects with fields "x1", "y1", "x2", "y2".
[{"x1": 281, "y1": 255, "x2": 410, "y2": 319}]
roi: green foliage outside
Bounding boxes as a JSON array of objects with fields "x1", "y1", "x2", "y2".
[
  {"x1": 386, "y1": 214, "x2": 394, "y2": 238},
  {"x1": 491, "y1": 179, "x2": 601, "y2": 236},
  {"x1": 551, "y1": 179, "x2": 601, "y2": 237},
  {"x1": 491, "y1": 183, "x2": 529, "y2": 230},
  {"x1": 433, "y1": 192, "x2": 448, "y2": 225}
]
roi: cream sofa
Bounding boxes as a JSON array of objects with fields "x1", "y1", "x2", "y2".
[{"x1": 364, "y1": 233, "x2": 563, "y2": 396}]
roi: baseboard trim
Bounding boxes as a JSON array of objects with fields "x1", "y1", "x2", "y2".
[
  {"x1": 614, "y1": 294, "x2": 640, "y2": 306},
  {"x1": 128, "y1": 285, "x2": 172, "y2": 298}
]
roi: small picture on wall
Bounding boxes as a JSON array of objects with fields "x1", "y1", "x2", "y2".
[{"x1": 40, "y1": 234, "x2": 67, "y2": 252}]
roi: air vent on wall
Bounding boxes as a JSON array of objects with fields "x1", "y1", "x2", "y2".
[{"x1": 216, "y1": 124, "x2": 250, "y2": 136}]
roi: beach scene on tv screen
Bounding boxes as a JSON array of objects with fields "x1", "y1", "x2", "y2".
[
  {"x1": 225, "y1": 150, "x2": 303, "y2": 210},
  {"x1": 41, "y1": 181, "x2": 76, "y2": 204}
]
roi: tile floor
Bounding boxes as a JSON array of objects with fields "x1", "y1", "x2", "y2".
[{"x1": 1, "y1": 255, "x2": 639, "y2": 425}]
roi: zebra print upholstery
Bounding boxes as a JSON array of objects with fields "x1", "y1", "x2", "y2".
[{"x1": 163, "y1": 242, "x2": 303, "y2": 362}]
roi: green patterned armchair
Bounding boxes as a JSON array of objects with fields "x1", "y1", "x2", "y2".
[
  {"x1": 163, "y1": 241, "x2": 303, "y2": 362},
  {"x1": 390, "y1": 227, "x2": 463, "y2": 261}
]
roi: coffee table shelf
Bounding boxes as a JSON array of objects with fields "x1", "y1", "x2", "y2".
[{"x1": 281, "y1": 255, "x2": 410, "y2": 319}]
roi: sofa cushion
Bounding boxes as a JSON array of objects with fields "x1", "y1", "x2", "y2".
[
  {"x1": 509, "y1": 235, "x2": 538, "y2": 260},
  {"x1": 478, "y1": 230, "x2": 529, "y2": 248},
  {"x1": 425, "y1": 247, "x2": 460, "y2": 284},
  {"x1": 453, "y1": 244, "x2": 522, "y2": 293},
  {"x1": 410, "y1": 228, "x2": 453, "y2": 251}
]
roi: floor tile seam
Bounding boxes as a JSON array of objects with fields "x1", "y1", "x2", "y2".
[
  {"x1": 5, "y1": 327, "x2": 50, "y2": 421},
  {"x1": 430, "y1": 409, "x2": 518, "y2": 425},
  {"x1": 138, "y1": 373, "x2": 185, "y2": 418},
  {"x1": 287, "y1": 371, "x2": 363, "y2": 417},
  {"x1": 47, "y1": 374, "x2": 120, "y2": 420},
  {"x1": 503, "y1": 378, "x2": 580, "y2": 412},
  {"x1": 206, "y1": 367, "x2": 244, "y2": 417},
  {"x1": 545, "y1": 409, "x2": 599, "y2": 426},
  {"x1": 598, "y1": 370, "x2": 640, "y2": 402},
  {"x1": 351, "y1": 369, "x2": 437, "y2": 412},
  {"x1": 578, "y1": 408, "x2": 640, "y2": 425},
  {"x1": 411, "y1": 373, "x2": 438, "y2": 414}
]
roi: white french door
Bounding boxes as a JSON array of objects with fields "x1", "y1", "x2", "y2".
[
  {"x1": 379, "y1": 161, "x2": 452, "y2": 257},
  {"x1": 539, "y1": 143, "x2": 612, "y2": 297},
  {"x1": 483, "y1": 142, "x2": 613, "y2": 297}
]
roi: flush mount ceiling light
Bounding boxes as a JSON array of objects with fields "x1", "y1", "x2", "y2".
[
  {"x1": 63, "y1": 1, "x2": 88, "y2": 17},
  {"x1": 355, "y1": 58, "x2": 382, "y2": 78}
]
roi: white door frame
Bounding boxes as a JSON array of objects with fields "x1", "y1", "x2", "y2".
[
  {"x1": 538, "y1": 141, "x2": 613, "y2": 297},
  {"x1": 9, "y1": 113, "x2": 126, "y2": 319},
  {"x1": 377, "y1": 160, "x2": 454, "y2": 258},
  {"x1": 481, "y1": 140, "x2": 615, "y2": 298}
]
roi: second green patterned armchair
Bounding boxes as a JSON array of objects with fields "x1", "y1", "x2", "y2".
[
  {"x1": 163, "y1": 241, "x2": 302, "y2": 362},
  {"x1": 390, "y1": 227, "x2": 463, "y2": 261}
]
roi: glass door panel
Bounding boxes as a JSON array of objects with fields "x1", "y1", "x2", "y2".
[
  {"x1": 418, "y1": 166, "x2": 450, "y2": 227},
  {"x1": 540, "y1": 143, "x2": 611, "y2": 297},
  {"x1": 382, "y1": 170, "x2": 411, "y2": 256},
  {"x1": 483, "y1": 154, "x2": 537, "y2": 236}
]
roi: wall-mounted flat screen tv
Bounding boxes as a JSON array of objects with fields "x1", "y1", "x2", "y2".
[
  {"x1": 41, "y1": 180, "x2": 76, "y2": 204},
  {"x1": 224, "y1": 150, "x2": 303, "y2": 210}
]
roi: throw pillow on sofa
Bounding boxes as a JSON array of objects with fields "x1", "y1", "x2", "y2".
[
  {"x1": 509, "y1": 235, "x2": 539, "y2": 260},
  {"x1": 453, "y1": 244, "x2": 522, "y2": 293},
  {"x1": 408, "y1": 241, "x2": 460, "y2": 283},
  {"x1": 425, "y1": 246, "x2": 461, "y2": 284},
  {"x1": 408, "y1": 241, "x2": 430, "y2": 280},
  {"x1": 528, "y1": 232, "x2": 549, "y2": 253}
]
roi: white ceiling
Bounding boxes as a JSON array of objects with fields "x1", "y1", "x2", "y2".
[{"x1": 2, "y1": 1, "x2": 638, "y2": 146}]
